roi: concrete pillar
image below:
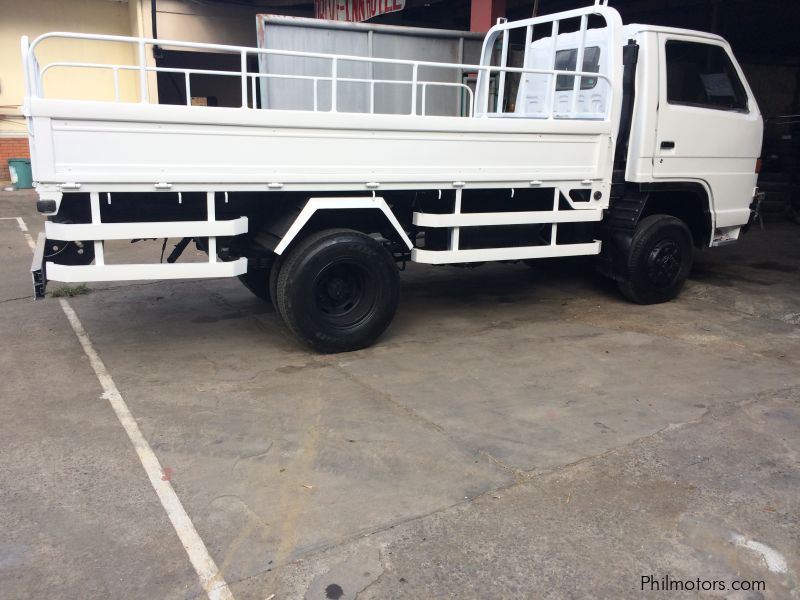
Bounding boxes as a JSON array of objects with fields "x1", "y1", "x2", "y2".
[{"x1": 470, "y1": 0, "x2": 507, "y2": 32}]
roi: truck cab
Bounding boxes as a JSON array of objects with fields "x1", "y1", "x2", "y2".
[
  {"x1": 516, "y1": 23, "x2": 762, "y2": 245},
  {"x1": 625, "y1": 24, "x2": 762, "y2": 241}
]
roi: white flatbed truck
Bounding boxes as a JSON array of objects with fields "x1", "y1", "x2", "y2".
[{"x1": 22, "y1": 1, "x2": 763, "y2": 352}]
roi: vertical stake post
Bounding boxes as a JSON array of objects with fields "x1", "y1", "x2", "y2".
[
  {"x1": 90, "y1": 191, "x2": 105, "y2": 265},
  {"x1": 207, "y1": 191, "x2": 217, "y2": 263}
]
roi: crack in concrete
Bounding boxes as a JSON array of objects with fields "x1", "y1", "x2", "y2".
[
  {"x1": 332, "y1": 362, "x2": 447, "y2": 434},
  {"x1": 214, "y1": 382, "x2": 800, "y2": 595},
  {"x1": 528, "y1": 383, "x2": 800, "y2": 480},
  {"x1": 231, "y1": 442, "x2": 274, "y2": 475},
  {"x1": 740, "y1": 393, "x2": 800, "y2": 466},
  {"x1": 478, "y1": 449, "x2": 531, "y2": 484},
  {"x1": 331, "y1": 362, "x2": 529, "y2": 483},
  {"x1": 685, "y1": 284, "x2": 800, "y2": 326},
  {"x1": 0, "y1": 295, "x2": 32, "y2": 304},
  {"x1": 354, "y1": 548, "x2": 389, "y2": 599}
]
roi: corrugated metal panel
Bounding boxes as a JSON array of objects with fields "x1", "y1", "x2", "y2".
[{"x1": 256, "y1": 15, "x2": 483, "y2": 116}]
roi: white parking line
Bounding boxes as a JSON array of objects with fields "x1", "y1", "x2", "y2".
[
  {"x1": 6, "y1": 215, "x2": 235, "y2": 597},
  {"x1": 0, "y1": 216, "x2": 36, "y2": 250},
  {"x1": 59, "y1": 299, "x2": 235, "y2": 600}
]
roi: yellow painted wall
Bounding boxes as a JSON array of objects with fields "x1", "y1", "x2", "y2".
[
  {"x1": 0, "y1": 0, "x2": 140, "y2": 134},
  {"x1": 155, "y1": 0, "x2": 308, "y2": 48},
  {"x1": 127, "y1": 0, "x2": 159, "y2": 101}
]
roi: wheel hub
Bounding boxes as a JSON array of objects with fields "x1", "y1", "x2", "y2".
[
  {"x1": 314, "y1": 262, "x2": 369, "y2": 321},
  {"x1": 327, "y1": 278, "x2": 352, "y2": 302},
  {"x1": 646, "y1": 239, "x2": 682, "y2": 287}
]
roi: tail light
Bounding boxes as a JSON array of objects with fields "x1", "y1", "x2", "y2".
[{"x1": 755, "y1": 158, "x2": 763, "y2": 174}]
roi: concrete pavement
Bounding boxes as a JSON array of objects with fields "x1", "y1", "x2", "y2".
[{"x1": 0, "y1": 189, "x2": 797, "y2": 599}]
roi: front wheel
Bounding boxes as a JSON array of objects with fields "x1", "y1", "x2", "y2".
[
  {"x1": 618, "y1": 214, "x2": 693, "y2": 304},
  {"x1": 275, "y1": 229, "x2": 399, "y2": 353}
]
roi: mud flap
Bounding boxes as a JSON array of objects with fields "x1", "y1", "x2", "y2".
[{"x1": 598, "y1": 193, "x2": 649, "y2": 282}]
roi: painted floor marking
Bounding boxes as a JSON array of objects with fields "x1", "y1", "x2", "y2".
[
  {"x1": 59, "y1": 299, "x2": 235, "y2": 600},
  {"x1": 0, "y1": 217, "x2": 36, "y2": 250},
  {"x1": 731, "y1": 532, "x2": 789, "y2": 574}
]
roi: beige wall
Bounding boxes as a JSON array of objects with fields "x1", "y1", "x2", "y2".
[
  {"x1": 0, "y1": 0, "x2": 140, "y2": 134},
  {"x1": 154, "y1": 0, "x2": 308, "y2": 48},
  {"x1": 0, "y1": 0, "x2": 306, "y2": 136},
  {"x1": 156, "y1": 0, "x2": 260, "y2": 48}
]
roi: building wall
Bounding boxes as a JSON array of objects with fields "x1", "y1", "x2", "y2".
[
  {"x1": 0, "y1": 0, "x2": 138, "y2": 178},
  {"x1": 154, "y1": 0, "x2": 310, "y2": 48},
  {"x1": 0, "y1": 138, "x2": 33, "y2": 181},
  {"x1": 741, "y1": 63, "x2": 797, "y2": 119}
]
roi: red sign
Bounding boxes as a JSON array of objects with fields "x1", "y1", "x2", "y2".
[{"x1": 315, "y1": 0, "x2": 406, "y2": 22}]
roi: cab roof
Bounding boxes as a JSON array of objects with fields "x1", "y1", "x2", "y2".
[{"x1": 623, "y1": 23, "x2": 727, "y2": 44}]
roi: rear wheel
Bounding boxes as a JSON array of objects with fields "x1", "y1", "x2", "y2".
[
  {"x1": 618, "y1": 214, "x2": 693, "y2": 304},
  {"x1": 275, "y1": 229, "x2": 399, "y2": 353},
  {"x1": 268, "y1": 253, "x2": 285, "y2": 307}
]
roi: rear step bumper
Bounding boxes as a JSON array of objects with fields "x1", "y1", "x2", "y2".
[
  {"x1": 33, "y1": 187, "x2": 250, "y2": 296},
  {"x1": 46, "y1": 259, "x2": 247, "y2": 283},
  {"x1": 33, "y1": 213, "x2": 249, "y2": 297}
]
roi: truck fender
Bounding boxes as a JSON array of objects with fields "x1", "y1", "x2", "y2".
[
  {"x1": 601, "y1": 182, "x2": 712, "y2": 281},
  {"x1": 274, "y1": 197, "x2": 413, "y2": 255},
  {"x1": 601, "y1": 192, "x2": 648, "y2": 281}
]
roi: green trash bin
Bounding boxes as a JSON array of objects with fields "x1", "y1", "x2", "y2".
[{"x1": 8, "y1": 158, "x2": 33, "y2": 189}]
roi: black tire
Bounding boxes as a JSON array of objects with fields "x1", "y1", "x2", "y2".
[
  {"x1": 238, "y1": 258, "x2": 274, "y2": 302},
  {"x1": 618, "y1": 214, "x2": 693, "y2": 304},
  {"x1": 268, "y1": 252, "x2": 285, "y2": 308},
  {"x1": 275, "y1": 228, "x2": 399, "y2": 353}
]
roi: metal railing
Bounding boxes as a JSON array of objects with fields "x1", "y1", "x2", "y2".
[
  {"x1": 22, "y1": 2, "x2": 622, "y2": 121},
  {"x1": 39, "y1": 60, "x2": 477, "y2": 115},
  {"x1": 476, "y1": 1, "x2": 622, "y2": 118}
]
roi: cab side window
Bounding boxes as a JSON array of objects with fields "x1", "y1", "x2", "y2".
[{"x1": 665, "y1": 41, "x2": 748, "y2": 112}]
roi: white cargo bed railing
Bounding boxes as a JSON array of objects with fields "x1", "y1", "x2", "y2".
[
  {"x1": 22, "y1": 1, "x2": 623, "y2": 283},
  {"x1": 476, "y1": 0, "x2": 622, "y2": 120},
  {"x1": 27, "y1": 37, "x2": 611, "y2": 118},
  {"x1": 23, "y1": 1, "x2": 621, "y2": 121},
  {"x1": 38, "y1": 60, "x2": 477, "y2": 116}
]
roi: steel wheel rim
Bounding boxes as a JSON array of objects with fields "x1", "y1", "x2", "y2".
[
  {"x1": 646, "y1": 239, "x2": 682, "y2": 288},
  {"x1": 312, "y1": 260, "x2": 376, "y2": 327}
]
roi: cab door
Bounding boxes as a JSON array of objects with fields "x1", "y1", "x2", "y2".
[{"x1": 653, "y1": 34, "x2": 762, "y2": 230}]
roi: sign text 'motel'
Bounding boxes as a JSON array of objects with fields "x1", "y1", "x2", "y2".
[{"x1": 315, "y1": 0, "x2": 406, "y2": 22}]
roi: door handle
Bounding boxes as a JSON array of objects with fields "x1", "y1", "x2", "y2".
[{"x1": 660, "y1": 140, "x2": 675, "y2": 149}]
